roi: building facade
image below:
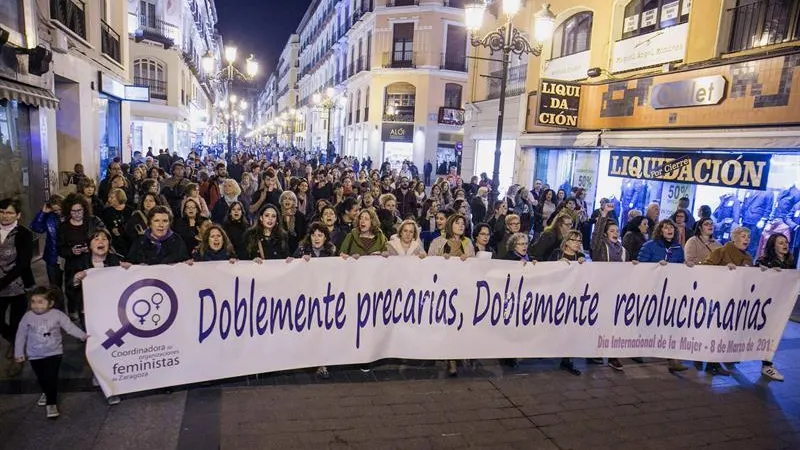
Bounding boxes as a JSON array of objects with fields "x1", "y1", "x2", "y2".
[
  {"x1": 465, "y1": 0, "x2": 800, "y2": 265},
  {"x1": 285, "y1": 0, "x2": 469, "y2": 170},
  {"x1": 127, "y1": 0, "x2": 220, "y2": 159},
  {"x1": 1, "y1": 0, "x2": 133, "y2": 223},
  {"x1": 275, "y1": 34, "x2": 301, "y2": 148}
]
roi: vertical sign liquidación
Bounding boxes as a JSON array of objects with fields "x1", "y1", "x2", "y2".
[{"x1": 536, "y1": 80, "x2": 581, "y2": 128}]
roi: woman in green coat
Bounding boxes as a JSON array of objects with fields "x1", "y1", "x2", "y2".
[{"x1": 339, "y1": 208, "x2": 388, "y2": 258}]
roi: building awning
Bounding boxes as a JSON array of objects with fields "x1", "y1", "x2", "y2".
[
  {"x1": 0, "y1": 78, "x2": 59, "y2": 109},
  {"x1": 518, "y1": 131, "x2": 600, "y2": 148},
  {"x1": 599, "y1": 128, "x2": 800, "y2": 149}
]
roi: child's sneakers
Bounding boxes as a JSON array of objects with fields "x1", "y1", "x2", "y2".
[
  {"x1": 37, "y1": 394, "x2": 47, "y2": 407},
  {"x1": 45, "y1": 405, "x2": 60, "y2": 419}
]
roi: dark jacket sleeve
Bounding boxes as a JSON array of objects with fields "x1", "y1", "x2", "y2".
[
  {"x1": 0, "y1": 227, "x2": 34, "y2": 291},
  {"x1": 30, "y1": 211, "x2": 48, "y2": 234},
  {"x1": 529, "y1": 230, "x2": 556, "y2": 261}
]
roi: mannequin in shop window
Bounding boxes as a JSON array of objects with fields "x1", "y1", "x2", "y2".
[
  {"x1": 712, "y1": 193, "x2": 741, "y2": 243},
  {"x1": 740, "y1": 189, "x2": 774, "y2": 256},
  {"x1": 620, "y1": 180, "x2": 644, "y2": 228}
]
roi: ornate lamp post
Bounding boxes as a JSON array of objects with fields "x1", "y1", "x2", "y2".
[
  {"x1": 203, "y1": 46, "x2": 258, "y2": 162},
  {"x1": 465, "y1": 0, "x2": 554, "y2": 205},
  {"x1": 280, "y1": 109, "x2": 300, "y2": 149}
]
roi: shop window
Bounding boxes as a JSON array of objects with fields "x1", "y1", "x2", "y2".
[
  {"x1": 1, "y1": 0, "x2": 23, "y2": 35},
  {"x1": 0, "y1": 100, "x2": 37, "y2": 222},
  {"x1": 621, "y1": 0, "x2": 690, "y2": 40},
  {"x1": 364, "y1": 87, "x2": 370, "y2": 121},
  {"x1": 552, "y1": 12, "x2": 593, "y2": 59},
  {"x1": 356, "y1": 90, "x2": 361, "y2": 123},
  {"x1": 444, "y1": 83, "x2": 463, "y2": 108},
  {"x1": 133, "y1": 58, "x2": 167, "y2": 100},
  {"x1": 443, "y1": 25, "x2": 467, "y2": 71},
  {"x1": 728, "y1": 0, "x2": 800, "y2": 53},
  {"x1": 383, "y1": 82, "x2": 416, "y2": 122}
]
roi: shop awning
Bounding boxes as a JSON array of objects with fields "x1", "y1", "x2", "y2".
[
  {"x1": 518, "y1": 131, "x2": 600, "y2": 148},
  {"x1": 599, "y1": 128, "x2": 800, "y2": 149},
  {"x1": 0, "y1": 78, "x2": 59, "y2": 109}
]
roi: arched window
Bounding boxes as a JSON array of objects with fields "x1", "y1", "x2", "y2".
[
  {"x1": 133, "y1": 58, "x2": 167, "y2": 100},
  {"x1": 444, "y1": 83, "x2": 463, "y2": 108},
  {"x1": 622, "y1": 0, "x2": 690, "y2": 40},
  {"x1": 552, "y1": 12, "x2": 593, "y2": 59},
  {"x1": 383, "y1": 82, "x2": 416, "y2": 123}
]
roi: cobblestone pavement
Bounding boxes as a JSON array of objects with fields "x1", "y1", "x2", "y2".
[{"x1": 1, "y1": 264, "x2": 799, "y2": 450}]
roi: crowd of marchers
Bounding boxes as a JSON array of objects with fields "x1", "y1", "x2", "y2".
[{"x1": 0, "y1": 146, "x2": 794, "y2": 419}]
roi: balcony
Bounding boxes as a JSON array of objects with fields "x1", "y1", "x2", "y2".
[
  {"x1": 387, "y1": 0, "x2": 419, "y2": 6},
  {"x1": 440, "y1": 53, "x2": 467, "y2": 72},
  {"x1": 357, "y1": 57, "x2": 364, "y2": 73},
  {"x1": 383, "y1": 109, "x2": 415, "y2": 123},
  {"x1": 135, "y1": 16, "x2": 176, "y2": 49},
  {"x1": 100, "y1": 20, "x2": 121, "y2": 63},
  {"x1": 382, "y1": 51, "x2": 416, "y2": 69},
  {"x1": 443, "y1": 0, "x2": 465, "y2": 7},
  {"x1": 133, "y1": 77, "x2": 167, "y2": 101},
  {"x1": 50, "y1": 0, "x2": 86, "y2": 39},
  {"x1": 727, "y1": 0, "x2": 800, "y2": 53}
]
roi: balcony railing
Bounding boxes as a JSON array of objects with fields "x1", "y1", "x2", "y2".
[
  {"x1": 356, "y1": 57, "x2": 364, "y2": 73},
  {"x1": 133, "y1": 77, "x2": 167, "y2": 100},
  {"x1": 135, "y1": 16, "x2": 176, "y2": 49},
  {"x1": 728, "y1": 0, "x2": 800, "y2": 53},
  {"x1": 383, "y1": 110, "x2": 415, "y2": 123},
  {"x1": 50, "y1": 0, "x2": 86, "y2": 39},
  {"x1": 382, "y1": 51, "x2": 416, "y2": 68},
  {"x1": 387, "y1": 0, "x2": 420, "y2": 6},
  {"x1": 101, "y1": 20, "x2": 121, "y2": 63},
  {"x1": 440, "y1": 53, "x2": 467, "y2": 72},
  {"x1": 487, "y1": 64, "x2": 528, "y2": 100}
]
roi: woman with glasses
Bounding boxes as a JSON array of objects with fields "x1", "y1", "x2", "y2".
[
  {"x1": 530, "y1": 213, "x2": 573, "y2": 261},
  {"x1": 547, "y1": 229, "x2": 585, "y2": 376},
  {"x1": 494, "y1": 213, "x2": 521, "y2": 259},
  {"x1": 57, "y1": 194, "x2": 106, "y2": 324},
  {"x1": 684, "y1": 217, "x2": 722, "y2": 265}
]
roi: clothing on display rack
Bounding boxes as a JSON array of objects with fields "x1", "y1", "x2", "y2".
[
  {"x1": 712, "y1": 193, "x2": 741, "y2": 242},
  {"x1": 757, "y1": 219, "x2": 792, "y2": 263},
  {"x1": 740, "y1": 190, "x2": 774, "y2": 256}
]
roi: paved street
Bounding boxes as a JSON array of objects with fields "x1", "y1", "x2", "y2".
[{"x1": 2, "y1": 321, "x2": 800, "y2": 450}]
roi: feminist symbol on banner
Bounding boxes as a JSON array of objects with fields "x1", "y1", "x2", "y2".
[{"x1": 101, "y1": 279, "x2": 179, "y2": 349}]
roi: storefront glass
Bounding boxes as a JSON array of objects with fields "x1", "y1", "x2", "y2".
[
  {"x1": 0, "y1": 100, "x2": 38, "y2": 222},
  {"x1": 593, "y1": 149, "x2": 800, "y2": 266},
  {"x1": 98, "y1": 95, "x2": 122, "y2": 179},
  {"x1": 475, "y1": 140, "x2": 515, "y2": 197},
  {"x1": 383, "y1": 142, "x2": 413, "y2": 172}
]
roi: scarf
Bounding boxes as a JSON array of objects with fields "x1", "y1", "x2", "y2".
[
  {"x1": 144, "y1": 228, "x2": 174, "y2": 254},
  {"x1": 223, "y1": 194, "x2": 238, "y2": 205},
  {"x1": 606, "y1": 239, "x2": 624, "y2": 262}
]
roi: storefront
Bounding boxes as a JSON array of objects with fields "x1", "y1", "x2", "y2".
[
  {"x1": 522, "y1": 52, "x2": 800, "y2": 266},
  {"x1": 0, "y1": 78, "x2": 57, "y2": 222},
  {"x1": 381, "y1": 123, "x2": 414, "y2": 171}
]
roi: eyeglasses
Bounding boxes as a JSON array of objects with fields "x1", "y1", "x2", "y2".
[{"x1": 509, "y1": 221, "x2": 521, "y2": 226}]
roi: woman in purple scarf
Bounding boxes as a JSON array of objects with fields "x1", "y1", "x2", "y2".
[{"x1": 127, "y1": 206, "x2": 190, "y2": 265}]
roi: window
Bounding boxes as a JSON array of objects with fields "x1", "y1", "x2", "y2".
[
  {"x1": 0, "y1": 0, "x2": 23, "y2": 34},
  {"x1": 356, "y1": 90, "x2": 362, "y2": 123},
  {"x1": 133, "y1": 58, "x2": 167, "y2": 100},
  {"x1": 367, "y1": 32, "x2": 372, "y2": 68},
  {"x1": 392, "y1": 23, "x2": 414, "y2": 67},
  {"x1": 140, "y1": 0, "x2": 157, "y2": 28},
  {"x1": 443, "y1": 25, "x2": 467, "y2": 71},
  {"x1": 444, "y1": 83, "x2": 463, "y2": 108},
  {"x1": 384, "y1": 82, "x2": 416, "y2": 122},
  {"x1": 552, "y1": 12, "x2": 593, "y2": 59},
  {"x1": 729, "y1": 0, "x2": 800, "y2": 52},
  {"x1": 622, "y1": 0, "x2": 690, "y2": 40},
  {"x1": 364, "y1": 87, "x2": 370, "y2": 121}
]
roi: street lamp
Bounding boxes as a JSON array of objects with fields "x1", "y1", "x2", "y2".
[
  {"x1": 466, "y1": 0, "x2": 555, "y2": 206},
  {"x1": 312, "y1": 87, "x2": 344, "y2": 154},
  {"x1": 203, "y1": 46, "x2": 258, "y2": 162}
]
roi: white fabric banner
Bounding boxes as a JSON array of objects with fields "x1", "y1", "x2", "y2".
[{"x1": 83, "y1": 258, "x2": 800, "y2": 396}]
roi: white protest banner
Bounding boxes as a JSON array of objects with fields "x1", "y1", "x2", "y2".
[{"x1": 83, "y1": 258, "x2": 800, "y2": 397}]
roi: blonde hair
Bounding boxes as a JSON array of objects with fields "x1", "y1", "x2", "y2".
[
  {"x1": 379, "y1": 193, "x2": 397, "y2": 209},
  {"x1": 222, "y1": 179, "x2": 242, "y2": 197},
  {"x1": 560, "y1": 230, "x2": 583, "y2": 253},
  {"x1": 396, "y1": 219, "x2": 420, "y2": 240},
  {"x1": 108, "y1": 188, "x2": 127, "y2": 205}
]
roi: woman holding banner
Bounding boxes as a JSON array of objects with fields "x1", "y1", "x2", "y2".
[
  {"x1": 684, "y1": 218, "x2": 722, "y2": 265},
  {"x1": 755, "y1": 234, "x2": 794, "y2": 381},
  {"x1": 472, "y1": 223, "x2": 495, "y2": 258},
  {"x1": 126, "y1": 206, "x2": 190, "y2": 266},
  {"x1": 246, "y1": 204, "x2": 290, "y2": 262},
  {"x1": 428, "y1": 213, "x2": 474, "y2": 377},
  {"x1": 622, "y1": 216, "x2": 650, "y2": 261},
  {"x1": 222, "y1": 201, "x2": 249, "y2": 260},
  {"x1": 339, "y1": 209, "x2": 388, "y2": 258},
  {"x1": 529, "y1": 213, "x2": 573, "y2": 261},
  {"x1": 387, "y1": 219, "x2": 426, "y2": 258},
  {"x1": 636, "y1": 219, "x2": 689, "y2": 373},
  {"x1": 193, "y1": 225, "x2": 237, "y2": 262},
  {"x1": 700, "y1": 226, "x2": 755, "y2": 376}
]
